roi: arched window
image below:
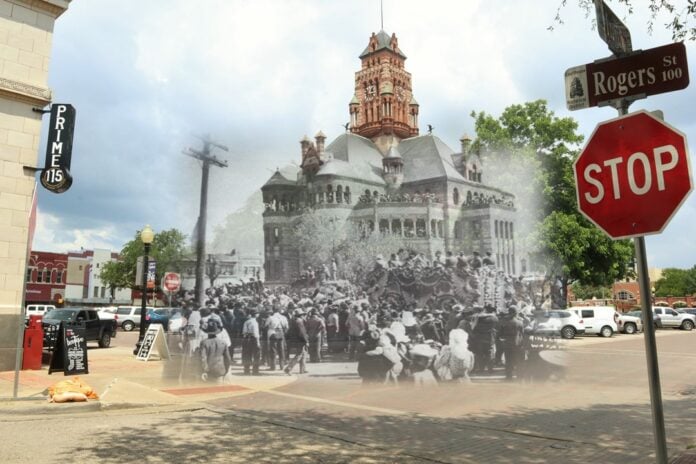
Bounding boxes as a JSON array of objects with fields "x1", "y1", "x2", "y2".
[
  {"x1": 272, "y1": 196, "x2": 278, "y2": 211},
  {"x1": 437, "y1": 221, "x2": 444, "y2": 238},
  {"x1": 454, "y1": 221, "x2": 461, "y2": 239},
  {"x1": 379, "y1": 219, "x2": 389, "y2": 234},
  {"x1": 453, "y1": 188, "x2": 459, "y2": 205},
  {"x1": 344, "y1": 186, "x2": 351, "y2": 204},
  {"x1": 336, "y1": 185, "x2": 343, "y2": 203},
  {"x1": 373, "y1": 190, "x2": 379, "y2": 199},
  {"x1": 327, "y1": 185, "x2": 334, "y2": 203},
  {"x1": 617, "y1": 290, "x2": 634, "y2": 300},
  {"x1": 430, "y1": 219, "x2": 437, "y2": 237}
]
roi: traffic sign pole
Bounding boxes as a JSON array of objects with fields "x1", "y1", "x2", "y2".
[{"x1": 616, "y1": 100, "x2": 669, "y2": 464}]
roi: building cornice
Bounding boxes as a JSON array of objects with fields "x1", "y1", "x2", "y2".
[
  {"x1": 16, "y1": 0, "x2": 70, "y2": 17},
  {"x1": 0, "y1": 77, "x2": 52, "y2": 106}
]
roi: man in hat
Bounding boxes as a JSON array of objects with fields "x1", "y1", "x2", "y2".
[
  {"x1": 200, "y1": 319, "x2": 231, "y2": 384},
  {"x1": 264, "y1": 304, "x2": 288, "y2": 371},
  {"x1": 498, "y1": 305, "x2": 525, "y2": 380},
  {"x1": 284, "y1": 307, "x2": 309, "y2": 375},
  {"x1": 305, "y1": 308, "x2": 327, "y2": 363},
  {"x1": 241, "y1": 307, "x2": 261, "y2": 375},
  {"x1": 347, "y1": 305, "x2": 366, "y2": 361}
]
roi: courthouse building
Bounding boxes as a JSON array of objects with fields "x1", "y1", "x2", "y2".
[
  {"x1": 0, "y1": 0, "x2": 70, "y2": 369},
  {"x1": 262, "y1": 30, "x2": 518, "y2": 284}
]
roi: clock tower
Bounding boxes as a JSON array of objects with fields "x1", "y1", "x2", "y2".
[{"x1": 349, "y1": 31, "x2": 419, "y2": 154}]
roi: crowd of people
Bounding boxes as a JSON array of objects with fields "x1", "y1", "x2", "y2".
[
  {"x1": 358, "y1": 192, "x2": 441, "y2": 205},
  {"x1": 167, "y1": 250, "x2": 557, "y2": 386}
]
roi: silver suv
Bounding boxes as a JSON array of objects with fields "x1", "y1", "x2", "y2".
[
  {"x1": 653, "y1": 307, "x2": 695, "y2": 330},
  {"x1": 115, "y1": 306, "x2": 154, "y2": 331}
]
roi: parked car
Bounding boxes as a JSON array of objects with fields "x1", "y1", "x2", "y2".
[
  {"x1": 145, "y1": 308, "x2": 182, "y2": 332},
  {"x1": 42, "y1": 307, "x2": 117, "y2": 348},
  {"x1": 533, "y1": 310, "x2": 586, "y2": 339},
  {"x1": 615, "y1": 311, "x2": 642, "y2": 334},
  {"x1": 652, "y1": 307, "x2": 695, "y2": 330},
  {"x1": 115, "y1": 306, "x2": 154, "y2": 331},
  {"x1": 568, "y1": 306, "x2": 617, "y2": 337},
  {"x1": 24, "y1": 304, "x2": 56, "y2": 320},
  {"x1": 627, "y1": 309, "x2": 663, "y2": 329},
  {"x1": 677, "y1": 308, "x2": 696, "y2": 319}
]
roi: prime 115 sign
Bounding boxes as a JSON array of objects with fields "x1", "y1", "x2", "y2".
[{"x1": 40, "y1": 104, "x2": 76, "y2": 194}]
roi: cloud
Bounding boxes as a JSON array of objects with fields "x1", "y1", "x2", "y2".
[
  {"x1": 35, "y1": 0, "x2": 696, "y2": 268},
  {"x1": 33, "y1": 208, "x2": 127, "y2": 252}
]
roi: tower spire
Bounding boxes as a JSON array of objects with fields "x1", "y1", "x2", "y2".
[{"x1": 380, "y1": 0, "x2": 384, "y2": 30}]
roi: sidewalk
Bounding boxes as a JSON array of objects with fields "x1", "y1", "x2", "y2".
[{"x1": 0, "y1": 340, "x2": 297, "y2": 414}]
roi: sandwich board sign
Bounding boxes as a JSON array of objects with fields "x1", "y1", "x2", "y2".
[
  {"x1": 48, "y1": 322, "x2": 88, "y2": 375},
  {"x1": 136, "y1": 324, "x2": 170, "y2": 361}
]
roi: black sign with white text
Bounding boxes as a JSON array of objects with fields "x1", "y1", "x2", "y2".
[
  {"x1": 40, "y1": 103, "x2": 76, "y2": 194},
  {"x1": 48, "y1": 322, "x2": 89, "y2": 376}
]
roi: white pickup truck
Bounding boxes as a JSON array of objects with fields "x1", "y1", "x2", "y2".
[{"x1": 653, "y1": 307, "x2": 696, "y2": 331}]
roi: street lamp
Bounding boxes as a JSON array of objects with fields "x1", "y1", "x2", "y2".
[{"x1": 134, "y1": 224, "x2": 155, "y2": 355}]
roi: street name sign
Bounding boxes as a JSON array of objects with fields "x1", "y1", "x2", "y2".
[
  {"x1": 573, "y1": 110, "x2": 692, "y2": 239},
  {"x1": 594, "y1": 0, "x2": 632, "y2": 56},
  {"x1": 565, "y1": 42, "x2": 689, "y2": 111}
]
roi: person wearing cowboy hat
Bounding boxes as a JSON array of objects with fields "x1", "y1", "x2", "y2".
[
  {"x1": 284, "y1": 307, "x2": 309, "y2": 375},
  {"x1": 200, "y1": 319, "x2": 231, "y2": 384},
  {"x1": 241, "y1": 307, "x2": 261, "y2": 375}
]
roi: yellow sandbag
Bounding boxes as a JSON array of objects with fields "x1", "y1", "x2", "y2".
[
  {"x1": 51, "y1": 391, "x2": 87, "y2": 403},
  {"x1": 48, "y1": 376, "x2": 99, "y2": 400}
]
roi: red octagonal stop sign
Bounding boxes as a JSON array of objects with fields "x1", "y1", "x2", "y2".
[{"x1": 574, "y1": 110, "x2": 692, "y2": 239}]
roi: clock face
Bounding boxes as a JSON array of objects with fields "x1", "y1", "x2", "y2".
[{"x1": 365, "y1": 84, "x2": 376, "y2": 101}]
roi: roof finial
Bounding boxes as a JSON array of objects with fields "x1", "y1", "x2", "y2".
[{"x1": 380, "y1": 0, "x2": 384, "y2": 31}]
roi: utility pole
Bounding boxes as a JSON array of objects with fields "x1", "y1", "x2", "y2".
[{"x1": 183, "y1": 136, "x2": 228, "y2": 307}]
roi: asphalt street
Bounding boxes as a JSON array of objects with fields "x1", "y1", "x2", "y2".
[{"x1": 1, "y1": 328, "x2": 695, "y2": 463}]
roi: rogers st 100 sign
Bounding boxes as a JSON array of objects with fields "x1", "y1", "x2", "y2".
[{"x1": 573, "y1": 110, "x2": 692, "y2": 239}]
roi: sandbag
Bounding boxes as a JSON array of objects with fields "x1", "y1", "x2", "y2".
[{"x1": 48, "y1": 376, "x2": 98, "y2": 402}]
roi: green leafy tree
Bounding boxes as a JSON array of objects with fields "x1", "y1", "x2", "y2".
[
  {"x1": 553, "y1": 1, "x2": 696, "y2": 41},
  {"x1": 100, "y1": 228, "x2": 188, "y2": 294},
  {"x1": 654, "y1": 267, "x2": 696, "y2": 296},
  {"x1": 472, "y1": 100, "x2": 634, "y2": 306},
  {"x1": 571, "y1": 281, "x2": 612, "y2": 301}
]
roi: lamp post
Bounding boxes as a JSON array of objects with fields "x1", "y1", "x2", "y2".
[{"x1": 134, "y1": 224, "x2": 155, "y2": 355}]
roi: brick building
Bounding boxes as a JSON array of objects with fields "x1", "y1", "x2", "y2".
[
  {"x1": 0, "y1": 0, "x2": 71, "y2": 370},
  {"x1": 261, "y1": 30, "x2": 518, "y2": 284},
  {"x1": 25, "y1": 250, "x2": 66, "y2": 304}
]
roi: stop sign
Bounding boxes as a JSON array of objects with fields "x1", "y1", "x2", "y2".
[
  {"x1": 162, "y1": 272, "x2": 181, "y2": 293},
  {"x1": 574, "y1": 110, "x2": 692, "y2": 239}
]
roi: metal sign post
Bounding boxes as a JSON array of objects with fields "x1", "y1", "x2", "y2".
[
  {"x1": 615, "y1": 101, "x2": 668, "y2": 464},
  {"x1": 566, "y1": 3, "x2": 685, "y2": 461}
]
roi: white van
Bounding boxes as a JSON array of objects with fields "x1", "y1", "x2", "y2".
[
  {"x1": 24, "y1": 304, "x2": 56, "y2": 320},
  {"x1": 568, "y1": 306, "x2": 618, "y2": 337}
]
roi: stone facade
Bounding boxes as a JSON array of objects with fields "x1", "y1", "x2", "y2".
[
  {"x1": 0, "y1": 0, "x2": 69, "y2": 370},
  {"x1": 261, "y1": 30, "x2": 518, "y2": 284}
]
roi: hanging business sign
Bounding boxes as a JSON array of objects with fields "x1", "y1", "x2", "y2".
[{"x1": 40, "y1": 104, "x2": 76, "y2": 194}]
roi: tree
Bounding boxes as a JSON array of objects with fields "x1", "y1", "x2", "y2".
[
  {"x1": 471, "y1": 100, "x2": 634, "y2": 306},
  {"x1": 571, "y1": 281, "x2": 612, "y2": 300},
  {"x1": 293, "y1": 212, "x2": 406, "y2": 283},
  {"x1": 100, "y1": 228, "x2": 189, "y2": 294},
  {"x1": 552, "y1": 1, "x2": 696, "y2": 41},
  {"x1": 653, "y1": 267, "x2": 696, "y2": 296}
]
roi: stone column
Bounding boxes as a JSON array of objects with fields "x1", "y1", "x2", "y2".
[{"x1": 0, "y1": 0, "x2": 70, "y2": 370}]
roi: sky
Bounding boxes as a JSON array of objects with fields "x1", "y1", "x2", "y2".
[{"x1": 32, "y1": 0, "x2": 696, "y2": 269}]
